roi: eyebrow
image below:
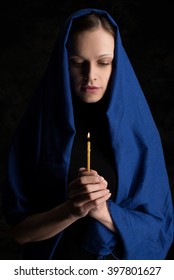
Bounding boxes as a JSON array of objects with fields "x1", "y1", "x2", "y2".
[{"x1": 69, "y1": 54, "x2": 114, "y2": 59}]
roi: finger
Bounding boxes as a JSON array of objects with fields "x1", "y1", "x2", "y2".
[
  {"x1": 78, "y1": 168, "x2": 98, "y2": 177},
  {"x1": 71, "y1": 188, "x2": 110, "y2": 206},
  {"x1": 81, "y1": 192, "x2": 112, "y2": 213},
  {"x1": 69, "y1": 175, "x2": 108, "y2": 199},
  {"x1": 78, "y1": 167, "x2": 86, "y2": 172},
  {"x1": 69, "y1": 174, "x2": 105, "y2": 190},
  {"x1": 69, "y1": 179, "x2": 108, "y2": 198},
  {"x1": 69, "y1": 192, "x2": 111, "y2": 218}
]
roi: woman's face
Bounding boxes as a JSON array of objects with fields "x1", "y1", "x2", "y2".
[{"x1": 68, "y1": 28, "x2": 114, "y2": 103}]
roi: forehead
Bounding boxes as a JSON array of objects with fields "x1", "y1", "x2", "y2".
[{"x1": 67, "y1": 28, "x2": 115, "y2": 56}]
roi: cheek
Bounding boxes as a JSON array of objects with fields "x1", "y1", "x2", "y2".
[
  {"x1": 69, "y1": 68, "x2": 81, "y2": 82},
  {"x1": 102, "y1": 69, "x2": 112, "y2": 85},
  {"x1": 69, "y1": 71, "x2": 82, "y2": 92}
]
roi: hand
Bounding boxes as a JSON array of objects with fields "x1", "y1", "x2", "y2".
[{"x1": 68, "y1": 168, "x2": 111, "y2": 218}]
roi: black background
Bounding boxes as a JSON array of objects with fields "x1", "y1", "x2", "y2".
[{"x1": 0, "y1": 0, "x2": 173, "y2": 259}]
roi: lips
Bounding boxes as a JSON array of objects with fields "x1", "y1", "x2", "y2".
[{"x1": 81, "y1": 85, "x2": 100, "y2": 93}]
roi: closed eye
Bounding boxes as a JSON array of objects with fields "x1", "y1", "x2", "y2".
[
  {"x1": 98, "y1": 62, "x2": 112, "y2": 66},
  {"x1": 98, "y1": 59, "x2": 113, "y2": 66},
  {"x1": 69, "y1": 57, "x2": 85, "y2": 65}
]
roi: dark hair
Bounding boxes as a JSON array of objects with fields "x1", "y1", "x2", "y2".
[{"x1": 69, "y1": 13, "x2": 115, "y2": 38}]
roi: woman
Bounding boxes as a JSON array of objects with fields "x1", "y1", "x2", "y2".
[{"x1": 2, "y1": 8, "x2": 173, "y2": 259}]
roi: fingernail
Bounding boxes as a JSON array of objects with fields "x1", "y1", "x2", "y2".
[{"x1": 79, "y1": 167, "x2": 86, "y2": 171}]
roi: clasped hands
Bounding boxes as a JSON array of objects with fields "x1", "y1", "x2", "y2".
[{"x1": 68, "y1": 167, "x2": 111, "y2": 219}]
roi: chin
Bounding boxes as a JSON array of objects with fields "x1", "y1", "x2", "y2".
[{"x1": 79, "y1": 95, "x2": 104, "y2": 104}]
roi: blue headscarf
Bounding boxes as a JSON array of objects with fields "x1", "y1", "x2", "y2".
[{"x1": 2, "y1": 8, "x2": 173, "y2": 259}]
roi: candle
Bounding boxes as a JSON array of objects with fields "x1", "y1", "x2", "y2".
[{"x1": 87, "y1": 132, "x2": 91, "y2": 171}]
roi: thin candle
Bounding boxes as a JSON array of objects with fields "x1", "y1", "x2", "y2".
[{"x1": 87, "y1": 132, "x2": 91, "y2": 171}]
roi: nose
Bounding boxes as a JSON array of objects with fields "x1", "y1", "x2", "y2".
[{"x1": 83, "y1": 62, "x2": 97, "y2": 81}]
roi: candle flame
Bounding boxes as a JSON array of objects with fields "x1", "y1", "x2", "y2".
[{"x1": 87, "y1": 132, "x2": 90, "y2": 140}]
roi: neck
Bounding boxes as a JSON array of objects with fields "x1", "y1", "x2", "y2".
[{"x1": 72, "y1": 93, "x2": 109, "y2": 137}]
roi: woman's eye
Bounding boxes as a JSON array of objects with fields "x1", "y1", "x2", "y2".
[
  {"x1": 98, "y1": 61, "x2": 112, "y2": 66},
  {"x1": 70, "y1": 60, "x2": 84, "y2": 67}
]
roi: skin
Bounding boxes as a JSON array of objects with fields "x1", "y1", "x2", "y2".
[
  {"x1": 11, "y1": 27, "x2": 116, "y2": 245},
  {"x1": 68, "y1": 28, "x2": 114, "y2": 103}
]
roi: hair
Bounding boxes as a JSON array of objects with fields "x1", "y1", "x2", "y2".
[{"x1": 69, "y1": 13, "x2": 115, "y2": 38}]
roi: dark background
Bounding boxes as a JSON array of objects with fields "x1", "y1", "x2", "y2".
[{"x1": 0, "y1": 0, "x2": 173, "y2": 259}]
